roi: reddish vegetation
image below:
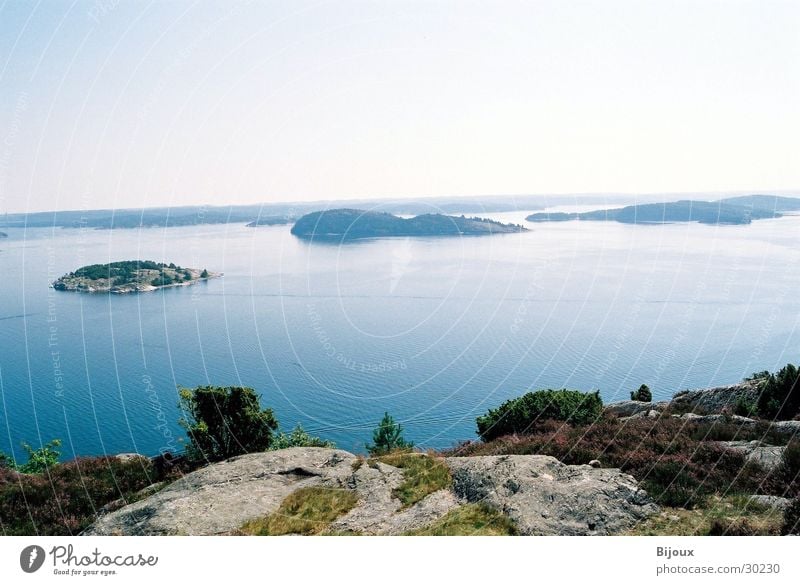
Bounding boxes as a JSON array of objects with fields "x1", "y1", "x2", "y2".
[
  {"x1": 0, "y1": 456, "x2": 182, "y2": 535},
  {"x1": 445, "y1": 415, "x2": 799, "y2": 508}
]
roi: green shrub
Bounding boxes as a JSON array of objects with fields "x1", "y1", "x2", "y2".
[
  {"x1": 630, "y1": 384, "x2": 652, "y2": 402},
  {"x1": 756, "y1": 363, "x2": 800, "y2": 420},
  {"x1": 476, "y1": 389, "x2": 602, "y2": 441},
  {"x1": 271, "y1": 424, "x2": 335, "y2": 450},
  {"x1": 366, "y1": 412, "x2": 412, "y2": 456},
  {"x1": 0, "y1": 451, "x2": 13, "y2": 469},
  {"x1": 782, "y1": 498, "x2": 800, "y2": 535},
  {"x1": 178, "y1": 386, "x2": 278, "y2": 462},
  {"x1": 733, "y1": 396, "x2": 757, "y2": 417},
  {"x1": 17, "y1": 440, "x2": 62, "y2": 474}
]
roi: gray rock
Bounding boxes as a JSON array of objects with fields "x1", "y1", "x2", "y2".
[
  {"x1": 718, "y1": 441, "x2": 785, "y2": 470},
  {"x1": 605, "y1": 400, "x2": 668, "y2": 418},
  {"x1": 84, "y1": 448, "x2": 660, "y2": 536},
  {"x1": 114, "y1": 453, "x2": 149, "y2": 463},
  {"x1": 748, "y1": 495, "x2": 792, "y2": 510},
  {"x1": 679, "y1": 413, "x2": 758, "y2": 426},
  {"x1": 82, "y1": 447, "x2": 357, "y2": 535},
  {"x1": 773, "y1": 420, "x2": 800, "y2": 436},
  {"x1": 669, "y1": 380, "x2": 761, "y2": 415},
  {"x1": 445, "y1": 455, "x2": 658, "y2": 535}
]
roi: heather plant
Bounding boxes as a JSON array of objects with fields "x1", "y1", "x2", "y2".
[{"x1": 0, "y1": 456, "x2": 164, "y2": 535}]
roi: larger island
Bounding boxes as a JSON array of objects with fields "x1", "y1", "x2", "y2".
[
  {"x1": 526, "y1": 194, "x2": 800, "y2": 225},
  {"x1": 52, "y1": 261, "x2": 220, "y2": 293},
  {"x1": 291, "y1": 209, "x2": 528, "y2": 240}
]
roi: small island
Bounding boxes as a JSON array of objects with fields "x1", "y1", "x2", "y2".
[
  {"x1": 52, "y1": 260, "x2": 220, "y2": 293},
  {"x1": 291, "y1": 209, "x2": 528, "y2": 240},
  {"x1": 0, "y1": 231, "x2": 7, "y2": 238},
  {"x1": 526, "y1": 196, "x2": 799, "y2": 225}
]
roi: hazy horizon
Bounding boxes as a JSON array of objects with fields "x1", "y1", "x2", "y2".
[{"x1": 2, "y1": 1, "x2": 799, "y2": 214}]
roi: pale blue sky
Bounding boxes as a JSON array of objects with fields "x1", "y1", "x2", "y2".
[{"x1": 1, "y1": 0, "x2": 798, "y2": 213}]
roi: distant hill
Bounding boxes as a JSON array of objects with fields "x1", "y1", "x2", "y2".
[
  {"x1": 526, "y1": 197, "x2": 797, "y2": 225},
  {"x1": 0, "y1": 195, "x2": 638, "y2": 230},
  {"x1": 715, "y1": 194, "x2": 800, "y2": 212},
  {"x1": 291, "y1": 209, "x2": 528, "y2": 240},
  {"x1": 0, "y1": 231, "x2": 7, "y2": 238}
]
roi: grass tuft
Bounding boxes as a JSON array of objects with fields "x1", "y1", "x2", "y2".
[
  {"x1": 240, "y1": 486, "x2": 359, "y2": 535},
  {"x1": 627, "y1": 495, "x2": 783, "y2": 536},
  {"x1": 404, "y1": 503, "x2": 517, "y2": 536},
  {"x1": 377, "y1": 452, "x2": 452, "y2": 508}
]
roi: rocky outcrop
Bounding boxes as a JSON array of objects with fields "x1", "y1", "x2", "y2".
[
  {"x1": 83, "y1": 448, "x2": 658, "y2": 536},
  {"x1": 604, "y1": 400, "x2": 668, "y2": 418},
  {"x1": 718, "y1": 441, "x2": 785, "y2": 471},
  {"x1": 82, "y1": 447, "x2": 358, "y2": 535},
  {"x1": 445, "y1": 455, "x2": 658, "y2": 535},
  {"x1": 669, "y1": 380, "x2": 762, "y2": 414},
  {"x1": 748, "y1": 495, "x2": 792, "y2": 510},
  {"x1": 604, "y1": 381, "x2": 764, "y2": 419}
]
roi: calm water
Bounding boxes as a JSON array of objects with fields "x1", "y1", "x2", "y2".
[{"x1": 1, "y1": 211, "x2": 800, "y2": 460}]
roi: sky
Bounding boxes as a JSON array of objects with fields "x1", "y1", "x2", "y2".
[{"x1": 0, "y1": 0, "x2": 798, "y2": 213}]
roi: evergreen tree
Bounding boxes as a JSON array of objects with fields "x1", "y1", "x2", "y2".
[
  {"x1": 630, "y1": 384, "x2": 652, "y2": 402},
  {"x1": 366, "y1": 412, "x2": 412, "y2": 455}
]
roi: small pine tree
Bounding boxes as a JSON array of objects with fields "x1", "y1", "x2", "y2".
[
  {"x1": 366, "y1": 412, "x2": 412, "y2": 456},
  {"x1": 630, "y1": 384, "x2": 652, "y2": 402}
]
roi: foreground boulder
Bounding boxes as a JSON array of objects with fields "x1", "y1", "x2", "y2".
[
  {"x1": 82, "y1": 448, "x2": 357, "y2": 535},
  {"x1": 83, "y1": 448, "x2": 658, "y2": 536},
  {"x1": 445, "y1": 455, "x2": 657, "y2": 535}
]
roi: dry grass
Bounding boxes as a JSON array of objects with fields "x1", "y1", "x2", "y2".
[
  {"x1": 240, "y1": 486, "x2": 359, "y2": 535},
  {"x1": 404, "y1": 504, "x2": 518, "y2": 536},
  {"x1": 627, "y1": 495, "x2": 783, "y2": 536},
  {"x1": 376, "y1": 452, "x2": 452, "y2": 508}
]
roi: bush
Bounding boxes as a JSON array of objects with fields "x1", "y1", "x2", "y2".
[
  {"x1": 733, "y1": 396, "x2": 757, "y2": 417},
  {"x1": 782, "y1": 498, "x2": 800, "y2": 535},
  {"x1": 756, "y1": 363, "x2": 800, "y2": 420},
  {"x1": 366, "y1": 412, "x2": 412, "y2": 456},
  {"x1": 630, "y1": 384, "x2": 652, "y2": 402},
  {"x1": 178, "y1": 386, "x2": 278, "y2": 462},
  {"x1": 476, "y1": 389, "x2": 603, "y2": 442},
  {"x1": 17, "y1": 440, "x2": 62, "y2": 474},
  {"x1": 271, "y1": 424, "x2": 335, "y2": 450}
]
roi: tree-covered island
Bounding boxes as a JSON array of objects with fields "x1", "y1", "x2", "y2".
[
  {"x1": 291, "y1": 208, "x2": 528, "y2": 240},
  {"x1": 52, "y1": 260, "x2": 220, "y2": 293}
]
